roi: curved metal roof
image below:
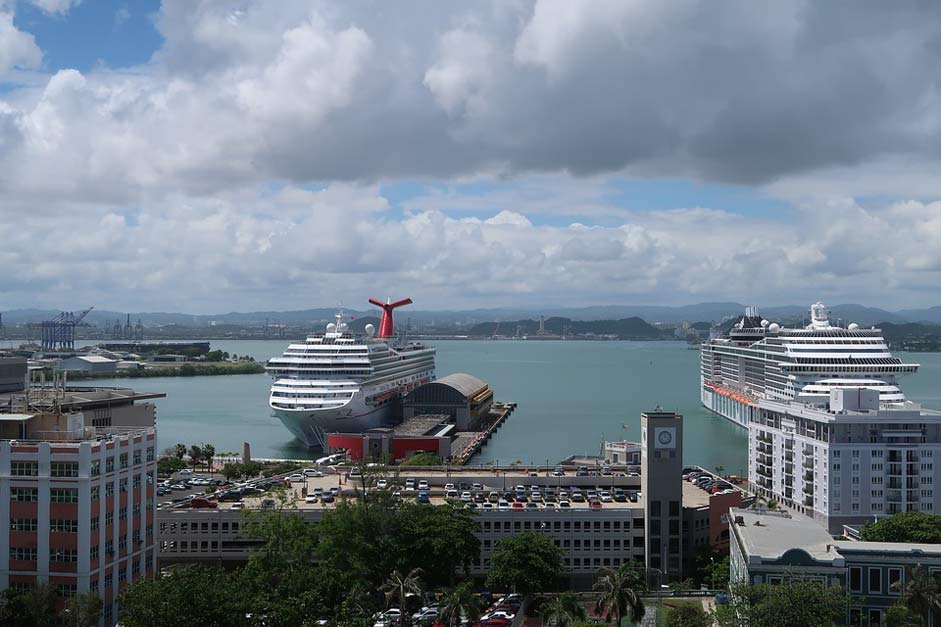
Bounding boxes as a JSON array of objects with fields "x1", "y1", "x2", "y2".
[{"x1": 428, "y1": 373, "x2": 488, "y2": 398}]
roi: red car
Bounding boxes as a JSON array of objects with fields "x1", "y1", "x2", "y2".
[
  {"x1": 589, "y1": 499, "x2": 602, "y2": 511},
  {"x1": 190, "y1": 497, "x2": 218, "y2": 509},
  {"x1": 511, "y1": 501, "x2": 524, "y2": 511}
]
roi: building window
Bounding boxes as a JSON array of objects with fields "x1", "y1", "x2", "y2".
[
  {"x1": 106, "y1": 483, "x2": 114, "y2": 497},
  {"x1": 119, "y1": 507, "x2": 127, "y2": 521},
  {"x1": 51, "y1": 462, "x2": 79, "y2": 478},
  {"x1": 146, "y1": 447, "x2": 155, "y2": 462},
  {"x1": 888, "y1": 568, "x2": 902, "y2": 593},
  {"x1": 10, "y1": 518, "x2": 37, "y2": 532},
  {"x1": 10, "y1": 461, "x2": 38, "y2": 476},
  {"x1": 91, "y1": 486, "x2": 100, "y2": 500},
  {"x1": 869, "y1": 568, "x2": 882, "y2": 594},
  {"x1": 105, "y1": 511, "x2": 114, "y2": 526},
  {"x1": 133, "y1": 450, "x2": 142, "y2": 465},
  {"x1": 11, "y1": 487, "x2": 38, "y2": 502},
  {"x1": 90, "y1": 460, "x2": 101, "y2": 476},
  {"x1": 10, "y1": 547, "x2": 37, "y2": 561},
  {"x1": 51, "y1": 549, "x2": 78, "y2": 562},
  {"x1": 120, "y1": 453, "x2": 129, "y2": 469},
  {"x1": 56, "y1": 583, "x2": 77, "y2": 597},
  {"x1": 106, "y1": 458, "x2": 114, "y2": 473},
  {"x1": 50, "y1": 488, "x2": 78, "y2": 504},
  {"x1": 133, "y1": 503, "x2": 141, "y2": 517},
  {"x1": 133, "y1": 475, "x2": 141, "y2": 489},
  {"x1": 850, "y1": 567, "x2": 862, "y2": 592},
  {"x1": 51, "y1": 519, "x2": 79, "y2": 533}
]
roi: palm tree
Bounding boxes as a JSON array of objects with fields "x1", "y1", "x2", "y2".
[
  {"x1": 440, "y1": 582, "x2": 482, "y2": 627},
  {"x1": 188, "y1": 444, "x2": 202, "y2": 469},
  {"x1": 201, "y1": 443, "x2": 215, "y2": 472},
  {"x1": 594, "y1": 562, "x2": 646, "y2": 627},
  {"x1": 542, "y1": 592, "x2": 586, "y2": 627},
  {"x1": 342, "y1": 583, "x2": 377, "y2": 621},
  {"x1": 174, "y1": 443, "x2": 186, "y2": 460},
  {"x1": 381, "y1": 568, "x2": 424, "y2": 625},
  {"x1": 896, "y1": 566, "x2": 941, "y2": 625}
]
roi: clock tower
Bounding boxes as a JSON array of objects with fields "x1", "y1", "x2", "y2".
[{"x1": 641, "y1": 410, "x2": 684, "y2": 582}]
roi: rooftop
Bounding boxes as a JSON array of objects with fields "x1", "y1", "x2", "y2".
[
  {"x1": 729, "y1": 507, "x2": 839, "y2": 564},
  {"x1": 834, "y1": 541, "x2": 941, "y2": 557}
]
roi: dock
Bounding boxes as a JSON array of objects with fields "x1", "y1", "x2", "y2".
[{"x1": 453, "y1": 402, "x2": 516, "y2": 465}]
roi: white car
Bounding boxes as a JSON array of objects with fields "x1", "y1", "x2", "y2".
[
  {"x1": 482, "y1": 611, "x2": 514, "y2": 621},
  {"x1": 472, "y1": 483, "x2": 483, "y2": 491},
  {"x1": 498, "y1": 500, "x2": 510, "y2": 509},
  {"x1": 305, "y1": 495, "x2": 318, "y2": 503},
  {"x1": 446, "y1": 489, "x2": 459, "y2": 499},
  {"x1": 460, "y1": 491, "x2": 472, "y2": 502},
  {"x1": 303, "y1": 468, "x2": 324, "y2": 477},
  {"x1": 178, "y1": 469, "x2": 192, "y2": 475},
  {"x1": 600, "y1": 491, "x2": 613, "y2": 503},
  {"x1": 412, "y1": 607, "x2": 439, "y2": 622},
  {"x1": 231, "y1": 502, "x2": 244, "y2": 510},
  {"x1": 418, "y1": 480, "x2": 429, "y2": 490},
  {"x1": 377, "y1": 479, "x2": 388, "y2": 489},
  {"x1": 444, "y1": 482, "x2": 456, "y2": 491},
  {"x1": 286, "y1": 474, "x2": 305, "y2": 482}
]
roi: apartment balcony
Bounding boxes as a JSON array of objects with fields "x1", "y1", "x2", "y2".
[
  {"x1": 804, "y1": 496, "x2": 814, "y2": 508},
  {"x1": 888, "y1": 479, "x2": 903, "y2": 490},
  {"x1": 803, "y1": 483, "x2": 815, "y2": 496},
  {"x1": 802, "y1": 458, "x2": 815, "y2": 470},
  {"x1": 907, "y1": 464, "x2": 920, "y2": 475},
  {"x1": 804, "y1": 471, "x2": 814, "y2": 482},
  {"x1": 888, "y1": 464, "x2": 904, "y2": 476},
  {"x1": 906, "y1": 452, "x2": 920, "y2": 463},
  {"x1": 756, "y1": 466, "x2": 772, "y2": 478},
  {"x1": 784, "y1": 462, "x2": 794, "y2": 474},
  {"x1": 907, "y1": 479, "x2": 920, "y2": 490},
  {"x1": 757, "y1": 453, "x2": 773, "y2": 467},
  {"x1": 784, "y1": 451, "x2": 794, "y2": 462},
  {"x1": 888, "y1": 452, "x2": 903, "y2": 463},
  {"x1": 756, "y1": 433, "x2": 772, "y2": 444},
  {"x1": 784, "y1": 488, "x2": 793, "y2": 499},
  {"x1": 757, "y1": 442, "x2": 772, "y2": 455},
  {"x1": 887, "y1": 490, "x2": 903, "y2": 503},
  {"x1": 907, "y1": 490, "x2": 921, "y2": 502}
]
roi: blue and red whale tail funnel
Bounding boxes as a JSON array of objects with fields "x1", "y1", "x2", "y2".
[{"x1": 368, "y1": 297, "x2": 413, "y2": 338}]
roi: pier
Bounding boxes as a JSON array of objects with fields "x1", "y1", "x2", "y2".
[{"x1": 452, "y1": 401, "x2": 516, "y2": 465}]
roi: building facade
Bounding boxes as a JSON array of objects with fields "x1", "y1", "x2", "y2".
[
  {"x1": 641, "y1": 410, "x2": 684, "y2": 580},
  {"x1": 729, "y1": 506, "x2": 941, "y2": 626},
  {"x1": 749, "y1": 388, "x2": 941, "y2": 533},
  {"x1": 0, "y1": 416, "x2": 157, "y2": 627},
  {"x1": 402, "y1": 373, "x2": 493, "y2": 431}
]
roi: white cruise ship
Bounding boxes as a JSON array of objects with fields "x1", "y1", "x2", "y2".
[
  {"x1": 266, "y1": 298, "x2": 435, "y2": 448},
  {"x1": 701, "y1": 302, "x2": 919, "y2": 427}
]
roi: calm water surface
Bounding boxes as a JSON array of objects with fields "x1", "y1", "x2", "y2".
[{"x1": 85, "y1": 340, "x2": 941, "y2": 473}]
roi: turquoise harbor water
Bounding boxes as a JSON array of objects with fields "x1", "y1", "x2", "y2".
[{"x1": 84, "y1": 340, "x2": 941, "y2": 473}]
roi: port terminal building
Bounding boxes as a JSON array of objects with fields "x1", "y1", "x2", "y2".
[{"x1": 402, "y1": 373, "x2": 493, "y2": 431}]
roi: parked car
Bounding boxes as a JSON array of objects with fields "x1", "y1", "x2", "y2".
[
  {"x1": 444, "y1": 482, "x2": 455, "y2": 491},
  {"x1": 589, "y1": 499, "x2": 602, "y2": 511},
  {"x1": 445, "y1": 489, "x2": 459, "y2": 499},
  {"x1": 599, "y1": 491, "x2": 613, "y2": 502},
  {"x1": 418, "y1": 480, "x2": 429, "y2": 490},
  {"x1": 321, "y1": 494, "x2": 335, "y2": 504},
  {"x1": 305, "y1": 494, "x2": 318, "y2": 503},
  {"x1": 512, "y1": 501, "x2": 524, "y2": 511},
  {"x1": 190, "y1": 497, "x2": 217, "y2": 509},
  {"x1": 230, "y1": 502, "x2": 243, "y2": 510},
  {"x1": 460, "y1": 491, "x2": 472, "y2": 502},
  {"x1": 377, "y1": 479, "x2": 388, "y2": 489},
  {"x1": 303, "y1": 468, "x2": 324, "y2": 477},
  {"x1": 417, "y1": 491, "x2": 430, "y2": 504}
]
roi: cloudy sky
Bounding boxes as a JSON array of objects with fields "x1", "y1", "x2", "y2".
[{"x1": 2, "y1": 1, "x2": 941, "y2": 313}]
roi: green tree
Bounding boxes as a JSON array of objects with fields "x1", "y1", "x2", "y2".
[
  {"x1": 886, "y1": 603, "x2": 923, "y2": 627},
  {"x1": 593, "y1": 562, "x2": 646, "y2": 626},
  {"x1": 440, "y1": 582, "x2": 482, "y2": 627},
  {"x1": 174, "y1": 443, "x2": 186, "y2": 460},
  {"x1": 486, "y1": 532, "x2": 565, "y2": 595},
  {"x1": 201, "y1": 443, "x2": 216, "y2": 472},
  {"x1": 157, "y1": 456, "x2": 187, "y2": 475},
  {"x1": 717, "y1": 580, "x2": 852, "y2": 627},
  {"x1": 63, "y1": 593, "x2": 103, "y2": 627},
  {"x1": 221, "y1": 462, "x2": 242, "y2": 481},
  {"x1": 381, "y1": 568, "x2": 424, "y2": 623},
  {"x1": 703, "y1": 556, "x2": 730, "y2": 590},
  {"x1": 860, "y1": 512, "x2": 941, "y2": 543},
  {"x1": 401, "y1": 503, "x2": 481, "y2": 584},
  {"x1": 665, "y1": 603, "x2": 711, "y2": 627},
  {"x1": 188, "y1": 444, "x2": 202, "y2": 469},
  {"x1": 541, "y1": 592, "x2": 587, "y2": 627},
  {"x1": 895, "y1": 566, "x2": 941, "y2": 625},
  {"x1": 0, "y1": 585, "x2": 57, "y2": 627},
  {"x1": 120, "y1": 566, "x2": 249, "y2": 626}
]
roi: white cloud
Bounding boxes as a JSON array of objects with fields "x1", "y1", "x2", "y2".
[
  {"x1": 29, "y1": 0, "x2": 81, "y2": 16},
  {"x1": 0, "y1": 1, "x2": 939, "y2": 311},
  {"x1": 0, "y1": 10, "x2": 41, "y2": 75}
]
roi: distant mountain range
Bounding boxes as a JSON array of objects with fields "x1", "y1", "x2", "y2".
[{"x1": 4, "y1": 302, "x2": 941, "y2": 328}]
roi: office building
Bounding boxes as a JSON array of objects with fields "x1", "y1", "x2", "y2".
[{"x1": 749, "y1": 388, "x2": 941, "y2": 533}]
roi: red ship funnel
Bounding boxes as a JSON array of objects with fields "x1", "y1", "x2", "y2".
[{"x1": 368, "y1": 297, "x2": 413, "y2": 338}]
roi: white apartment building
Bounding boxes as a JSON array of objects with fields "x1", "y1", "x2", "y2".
[{"x1": 749, "y1": 388, "x2": 941, "y2": 533}]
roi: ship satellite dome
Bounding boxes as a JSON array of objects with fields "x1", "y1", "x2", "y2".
[
  {"x1": 848, "y1": 322, "x2": 860, "y2": 331},
  {"x1": 768, "y1": 323, "x2": 780, "y2": 332},
  {"x1": 760, "y1": 319, "x2": 769, "y2": 328},
  {"x1": 339, "y1": 323, "x2": 348, "y2": 333},
  {"x1": 364, "y1": 323, "x2": 375, "y2": 336},
  {"x1": 326, "y1": 322, "x2": 337, "y2": 333}
]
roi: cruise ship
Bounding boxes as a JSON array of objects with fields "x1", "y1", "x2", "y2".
[
  {"x1": 266, "y1": 298, "x2": 436, "y2": 448},
  {"x1": 701, "y1": 302, "x2": 920, "y2": 427}
]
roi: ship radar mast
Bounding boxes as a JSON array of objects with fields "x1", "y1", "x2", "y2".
[
  {"x1": 368, "y1": 297, "x2": 413, "y2": 338},
  {"x1": 808, "y1": 301, "x2": 832, "y2": 330}
]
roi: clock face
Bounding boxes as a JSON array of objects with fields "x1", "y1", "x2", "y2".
[{"x1": 654, "y1": 427, "x2": 676, "y2": 449}]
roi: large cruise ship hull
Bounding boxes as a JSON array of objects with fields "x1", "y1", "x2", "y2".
[
  {"x1": 700, "y1": 377, "x2": 757, "y2": 428},
  {"x1": 273, "y1": 392, "x2": 394, "y2": 449}
]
